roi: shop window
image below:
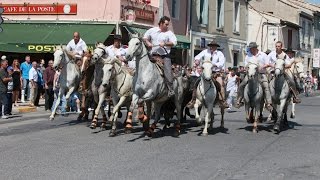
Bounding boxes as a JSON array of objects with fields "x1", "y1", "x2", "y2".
[
  {"x1": 171, "y1": 0, "x2": 180, "y2": 19},
  {"x1": 233, "y1": 0, "x2": 240, "y2": 33},
  {"x1": 217, "y1": 0, "x2": 224, "y2": 29}
]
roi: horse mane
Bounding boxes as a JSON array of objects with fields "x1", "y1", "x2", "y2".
[{"x1": 95, "y1": 42, "x2": 106, "y2": 49}]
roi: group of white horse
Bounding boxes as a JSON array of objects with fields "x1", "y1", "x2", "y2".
[
  {"x1": 244, "y1": 57, "x2": 304, "y2": 133},
  {"x1": 49, "y1": 35, "x2": 305, "y2": 137}
]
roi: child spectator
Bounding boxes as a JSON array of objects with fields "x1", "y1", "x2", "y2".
[{"x1": 4, "y1": 66, "x2": 14, "y2": 116}]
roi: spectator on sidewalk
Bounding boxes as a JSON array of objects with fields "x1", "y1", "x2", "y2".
[
  {"x1": 4, "y1": 66, "x2": 14, "y2": 116},
  {"x1": 314, "y1": 76, "x2": 318, "y2": 91},
  {"x1": 34, "y1": 63, "x2": 44, "y2": 106},
  {"x1": 39, "y1": 59, "x2": 46, "y2": 99},
  {"x1": 43, "y1": 60, "x2": 55, "y2": 111},
  {"x1": 29, "y1": 61, "x2": 38, "y2": 107},
  {"x1": 12, "y1": 59, "x2": 22, "y2": 107},
  {"x1": 20, "y1": 55, "x2": 32, "y2": 103},
  {"x1": 0, "y1": 58, "x2": 12, "y2": 119}
]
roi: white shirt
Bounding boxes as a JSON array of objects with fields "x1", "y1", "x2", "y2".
[
  {"x1": 267, "y1": 51, "x2": 291, "y2": 65},
  {"x1": 195, "y1": 49, "x2": 226, "y2": 72},
  {"x1": 29, "y1": 67, "x2": 38, "y2": 82},
  {"x1": 143, "y1": 27, "x2": 177, "y2": 54},
  {"x1": 105, "y1": 45, "x2": 126, "y2": 59},
  {"x1": 245, "y1": 51, "x2": 268, "y2": 73},
  {"x1": 226, "y1": 74, "x2": 238, "y2": 92},
  {"x1": 66, "y1": 38, "x2": 88, "y2": 57}
]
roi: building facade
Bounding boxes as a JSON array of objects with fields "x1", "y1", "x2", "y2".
[{"x1": 189, "y1": 0, "x2": 248, "y2": 68}]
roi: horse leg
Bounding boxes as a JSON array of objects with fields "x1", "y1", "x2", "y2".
[
  {"x1": 49, "y1": 88, "x2": 64, "y2": 121},
  {"x1": 99, "y1": 93, "x2": 108, "y2": 130},
  {"x1": 125, "y1": 94, "x2": 138, "y2": 134},
  {"x1": 220, "y1": 106, "x2": 225, "y2": 128},
  {"x1": 90, "y1": 91, "x2": 105, "y2": 129},
  {"x1": 65, "y1": 86, "x2": 76, "y2": 100},
  {"x1": 274, "y1": 100, "x2": 286, "y2": 134},
  {"x1": 202, "y1": 107, "x2": 211, "y2": 136},
  {"x1": 194, "y1": 100, "x2": 202, "y2": 126},
  {"x1": 77, "y1": 93, "x2": 87, "y2": 121},
  {"x1": 253, "y1": 108, "x2": 259, "y2": 133},
  {"x1": 172, "y1": 94, "x2": 183, "y2": 137},
  {"x1": 146, "y1": 102, "x2": 162, "y2": 138},
  {"x1": 290, "y1": 101, "x2": 296, "y2": 119},
  {"x1": 109, "y1": 96, "x2": 126, "y2": 137}
]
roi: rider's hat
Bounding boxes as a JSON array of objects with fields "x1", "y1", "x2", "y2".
[
  {"x1": 207, "y1": 40, "x2": 220, "y2": 47},
  {"x1": 285, "y1": 48, "x2": 295, "y2": 53},
  {"x1": 248, "y1": 42, "x2": 258, "y2": 48},
  {"x1": 265, "y1": 49, "x2": 271, "y2": 54},
  {"x1": 113, "y1": 34, "x2": 122, "y2": 40}
]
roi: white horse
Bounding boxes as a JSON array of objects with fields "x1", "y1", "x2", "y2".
[
  {"x1": 50, "y1": 46, "x2": 81, "y2": 121},
  {"x1": 125, "y1": 35, "x2": 183, "y2": 137},
  {"x1": 270, "y1": 57, "x2": 292, "y2": 133},
  {"x1": 286, "y1": 59, "x2": 304, "y2": 119},
  {"x1": 193, "y1": 60, "x2": 218, "y2": 136},
  {"x1": 244, "y1": 62, "x2": 264, "y2": 133},
  {"x1": 101, "y1": 58, "x2": 134, "y2": 137},
  {"x1": 89, "y1": 43, "x2": 112, "y2": 129}
]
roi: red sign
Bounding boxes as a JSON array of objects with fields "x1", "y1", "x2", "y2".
[
  {"x1": 135, "y1": 8, "x2": 154, "y2": 21},
  {"x1": 0, "y1": 4, "x2": 77, "y2": 15}
]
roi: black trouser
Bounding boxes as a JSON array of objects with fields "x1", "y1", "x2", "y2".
[
  {"x1": 0, "y1": 92, "x2": 8, "y2": 116},
  {"x1": 34, "y1": 85, "x2": 43, "y2": 106},
  {"x1": 45, "y1": 87, "x2": 54, "y2": 110},
  {"x1": 4, "y1": 93, "x2": 12, "y2": 115}
]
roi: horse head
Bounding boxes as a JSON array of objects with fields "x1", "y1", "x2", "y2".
[
  {"x1": 293, "y1": 57, "x2": 305, "y2": 79},
  {"x1": 101, "y1": 57, "x2": 118, "y2": 86},
  {"x1": 53, "y1": 45, "x2": 66, "y2": 70},
  {"x1": 201, "y1": 59, "x2": 213, "y2": 81},
  {"x1": 126, "y1": 34, "x2": 145, "y2": 61},
  {"x1": 81, "y1": 50, "x2": 93, "y2": 74},
  {"x1": 92, "y1": 42, "x2": 107, "y2": 64},
  {"x1": 275, "y1": 56, "x2": 286, "y2": 77},
  {"x1": 247, "y1": 62, "x2": 259, "y2": 80}
]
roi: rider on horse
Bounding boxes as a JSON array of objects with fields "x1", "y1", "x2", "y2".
[
  {"x1": 143, "y1": 16, "x2": 177, "y2": 97},
  {"x1": 235, "y1": 42, "x2": 272, "y2": 110},
  {"x1": 267, "y1": 41, "x2": 301, "y2": 104},
  {"x1": 186, "y1": 39, "x2": 229, "y2": 109},
  {"x1": 105, "y1": 34, "x2": 127, "y2": 63},
  {"x1": 66, "y1": 32, "x2": 88, "y2": 62}
]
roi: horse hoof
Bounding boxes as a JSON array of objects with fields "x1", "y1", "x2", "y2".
[
  {"x1": 253, "y1": 128, "x2": 258, "y2": 133},
  {"x1": 290, "y1": 114, "x2": 295, "y2": 119},
  {"x1": 109, "y1": 130, "x2": 117, "y2": 137},
  {"x1": 172, "y1": 130, "x2": 180, "y2": 137},
  {"x1": 145, "y1": 130, "x2": 153, "y2": 138},
  {"x1": 273, "y1": 125, "x2": 280, "y2": 134},
  {"x1": 49, "y1": 116, "x2": 54, "y2": 121},
  {"x1": 125, "y1": 127, "x2": 132, "y2": 134},
  {"x1": 100, "y1": 123, "x2": 107, "y2": 130},
  {"x1": 201, "y1": 132, "x2": 208, "y2": 136},
  {"x1": 90, "y1": 122, "x2": 97, "y2": 129},
  {"x1": 77, "y1": 116, "x2": 83, "y2": 121}
]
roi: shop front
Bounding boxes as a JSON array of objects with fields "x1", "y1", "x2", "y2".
[{"x1": 0, "y1": 22, "x2": 115, "y2": 63}]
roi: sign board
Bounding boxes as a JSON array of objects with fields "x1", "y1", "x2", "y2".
[
  {"x1": 313, "y1": 48, "x2": 320, "y2": 68},
  {"x1": 134, "y1": 8, "x2": 154, "y2": 21},
  {"x1": 27, "y1": 44, "x2": 94, "y2": 53},
  {"x1": 0, "y1": 4, "x2": 77, "y2": 15}
]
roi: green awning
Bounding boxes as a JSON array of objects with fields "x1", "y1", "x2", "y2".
[
  {"x1": 126, "y1": 26, "x2": 191, "y2": 49},
  {"x1": 0, "y1": 23, "x2": 115, "y2": 53}
]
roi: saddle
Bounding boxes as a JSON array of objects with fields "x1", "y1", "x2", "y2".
[{"x1": 150, "y1": 55, "x2": 164, "y2": 77}]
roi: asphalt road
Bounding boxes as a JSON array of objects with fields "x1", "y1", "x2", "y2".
[{"x1": 0, "y1": 95, "x2": 320, "y2": 180}]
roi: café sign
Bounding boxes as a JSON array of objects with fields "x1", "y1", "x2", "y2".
[
  {"x1": 0, "y1": 4, "x2": 77, "y2": 15},
  {"x1": 28, "y1": 44, "x2": 94, "y2": 52}
]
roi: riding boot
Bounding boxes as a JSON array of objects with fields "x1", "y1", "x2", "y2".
[
  {"x1": 186, "y1": 88, "x2": 197, "y2": 109},
  {"x1": 290, "y1": 87, "x2": 301, "y2": 104}
]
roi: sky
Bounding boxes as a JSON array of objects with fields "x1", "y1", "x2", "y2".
[{"x1": 305, "y1": 0, "x2": 320, "y2": 5}]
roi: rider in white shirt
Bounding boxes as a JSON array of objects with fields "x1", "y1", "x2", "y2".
[
  {"x1": 143, "y1": 16, "x2": 177, "y2": 97},
  {"x1": 105, "y1": 34, "x2": 127, "y2": 65},
  {"x1": 186, "y1": 40, "x2": 228, "y2": 108},
  {"x1": 235, "y1": 42, "x2": 272, "y2": 110},
  {"x1": 66, "y1": 32, "x2": 88, "y2": 60},
  {"x1": 267, "y1": 41, "x2": 301, "y2": 103}
]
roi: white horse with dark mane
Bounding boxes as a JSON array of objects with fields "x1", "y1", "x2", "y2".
[
  {"x1": 269, "y1": 57, "x2": 292, "y2": 133},
  {"x1": 101, "y1": 58, "x2": 134, "y2": 137},
  {"x1": 50, "y1": 46, "x2": 81, "y2": 121},
  {"x1": 89, "y1": 43, "x2": 112, "y2": 129},
  {"x1": 193, "y1": 59, "x2": 218, "y2": 136},
  {"x1": 244, "y1": 62, "x2": 264, "y2": 133},
  {"x1": 125, "y1": 34, "x2": 183, "y2": 137}
]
